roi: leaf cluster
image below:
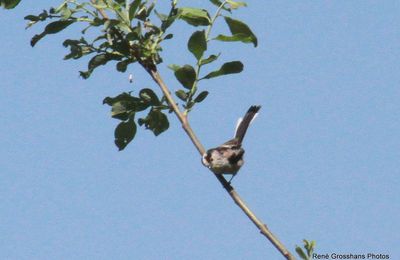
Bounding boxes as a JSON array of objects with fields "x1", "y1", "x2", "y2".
[
  {"x1": 169, "y1": 1, "x2": 257, "y2": 112},
  {"x1": 102, "y1": 89, "x2": 170, "y2": 150},
  {"x1": 296, "y1": 239, "x2": 316, "y2": 260},
  {"x1": 24, "y1": 0, "x2": 257, "y2": 150},
  {"x1": 25, "y1": 0, "x2": 176, "y2": 77}
]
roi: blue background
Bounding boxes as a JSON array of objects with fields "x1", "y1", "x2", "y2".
[{"x1": 1, "y1": 1, "x2": 399, "y2": 259}]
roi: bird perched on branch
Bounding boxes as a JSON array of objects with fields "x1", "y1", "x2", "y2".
[{"x1": 202, "y1": 105, "x2": 261, "y2": 182}]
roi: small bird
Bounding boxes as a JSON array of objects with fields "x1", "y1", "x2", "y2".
[{"x1": 202, "y1": 105, "x2": 261, "y2": 182}]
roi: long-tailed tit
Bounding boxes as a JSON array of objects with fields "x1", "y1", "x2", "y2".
[{"x1": 202, "y1": 105, "x2": 261, "y2": 182}]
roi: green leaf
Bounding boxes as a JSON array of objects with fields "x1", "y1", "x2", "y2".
[
  {"x1": 24, "y1": 15, "x2": 40, "y2": 22},
  {"x1": 45, "y1": 20, "x2": 75, "y2": 34},
  {"x1": 111, "y1": 101, "x2": 131, "y2": 120},
  {"x1": 129, "y1": 0, "x2": 141, "y2": 21},
  {"x1": 175, "y1": 90, "x2": 188, "y2": 101},
  {"x1": 214, "y1": 33, "x2": 254, "y2": 44},
  {"x1": 188, "y1": 30, "x2": 207, "y2": 60},
  {"x1": 295, "y1": 246, "x2": 308, "y2": 260},
  {"x1": 184, "y1": 100, "x2": 195, "y2": 110},
  {"x1": 139, "y1": 88, "x2": 160, "y2": 106},
  {"x1": 194, "y1": 91, "x2": 209, "y2": 103},
  {"x1": 116, "y1": 60, "x2": 129, "y2": 72},
  {"x1": 30, "y1": 34, "x2": 45, "y2": 47},
  {"x1": 164, "y1": 33, "x2": 173, "y2": 40},
  {"x1": 88, "y1": 53, "x2": 120, "y2": 70},
  {"x1": 168, "y1": 64, "x2": 180, "y2": 72},
  {"x1": 177, "y1": 7, "x2": 211, "y2": 26},
  {"x1": 25, "y1": 10, "x2": 50, "y2": 29},
  {"x1": 208, "y1": 0, "x2": 231, "y2": 11},
  {"x1": 304, "y1": 240, "x2": 310, "y2": 251},
  {"x1": 200, "y1": 54, "x2": 220, "y2": 66},
  {"x1": 174, "y1": 65, "x2": 196, "y2": 89},
  {"x1": 220, "y1": 17, "x2": 257, "y2": 47},
  {"x1": 0, "y1": 0, "x2": 21, "y2": 9},
  {"x1": 203, "y1": 61, "x2": 243, "y2": 79},
  {"x1": 63, "y1": 38, "x2": 93, "y2": 60},
  {"x1": 114, "y1": 118, "x2": 137, "y2": 151},
  {"x1": 80, "y1": 53, "x2": 122, "y2": 78},
  {"x1": 226, "y1": 0, "x2": 247, "y2": 9},
  {"x1": 303, "y1": 239, "x2": 315, "y2": 257},
  {"x1": 138, "y1": 110, "x2": 169, "y2": 136},
  {"x1": 30, "y1": 20, "x2": 75, "y2": 47},
  {"x1": 209, "y1": 0, "x2": 223, "y2": 7},
  {"x1": 104, "y1": 92, "x2": 148, "y2": 120}
]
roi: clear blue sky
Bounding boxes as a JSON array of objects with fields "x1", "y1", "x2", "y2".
[{"x1": 1, "y1": 1, "x2": 399, "y2": 259}]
